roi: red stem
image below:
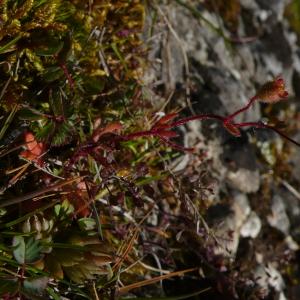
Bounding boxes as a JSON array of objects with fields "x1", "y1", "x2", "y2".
[
  {"x1": 123, "y1": 114, "x2": 225, "y2": 141},
  {"x1": 58, "y1": 62, "x2": 75, "y2": 90},
  {"x1": 169, "y1": 114, "x2": 225, "y2": 128},
  {"x1": 120, "y1": 92, "x2": 300, "y2": 152},
  {"x1": 225, "y1": 96, "x2": 257, "y2": 122},
  {"x1": 123, "y1": 130, "x2": 160, "y2": 140},
  {"x1": 159, "y1": 136, "x2": 194, "y2": 152},
  {"x1": 234, "y1": 121, "x2": 300, "y2": 147}
]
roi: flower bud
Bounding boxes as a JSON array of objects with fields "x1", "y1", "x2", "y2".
[{"x1": 256, "y1": 77, "x2": 288, "y2": 103}]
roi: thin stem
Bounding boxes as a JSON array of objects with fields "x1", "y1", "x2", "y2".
[
  {"x1": 159, "y1": 136, "x2": 194, "y2": 152},
  {"x1": 169, "y1": 114, "x2": 225, "y2": 128},
  {"x1": 57, "y1": 60, "x2": 75, "y2": 90},
  {"x1": 234, "y1": 121, "x2": 264, "y2": 128},
  {"x1": 121, "y1": 96, "x2": 300, "y2": 153},
  {"x1": 123, "y1": 114, "x2": 224, "y2": 145},
  {"x1": 0, "y1": 177, "x2": 83, "y2": 208},
  {"x1": 123, "y1": 130, "x2": 159, "y2": 140},
  {"x1": 225, "y1": 96, "x2": 257, "y2": 122},
  {"x1": 234, "y1": 121, "x2": 300, "y2": 147}
]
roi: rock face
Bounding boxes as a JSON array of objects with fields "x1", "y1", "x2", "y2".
[
  {"x1": 241, "y1": 211, "x2": 262, "y2": 238},
  {"x1": 268, "y1": 195, "x2": 290, "y2": 234},
  {"x1": 145, "y1": 0, "x2": 300, "y2": 298}
]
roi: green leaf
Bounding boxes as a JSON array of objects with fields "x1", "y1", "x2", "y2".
[
  {"x1": 83, "y1": 76, "x2": 104, "y2": 95},
  {"x1": 0, "y1": 278, "x2": 18, "y2": 294},
  {"x1": 13, "y1": 236, "x2": 26, "y2": 264},
  {"x1": 54, "y1": 200, "x2": 75, "y2": 218},
  {"x1": 111, "y1": 42, "x2": 128, "y2": 71},
  {"x1": 78, "y1": 218, "x2": 96, "y2": 231},
  {"x1": 24, "y1": 238, "x2": 43, "y2": 263},
  {"x1": 0, "y1": 35, "x2": 22, "y2": 54},
  {"x1": 0, "y1": 104, "x2": 18, "y2": 141},
  {"x1": 46, "y1": 287, "x2": 61, "y2": 300},
  {"x1": 12, "y1": 237, "x2": 42, "y2": 264},
  {"x1": 43, "y1": 66, "x2": 64, "y2": 83},
  {"x1": 18, "y1": 108, "x2": 46, "y2": 121},
  {"x1": 35, "y1": 40, "x2": 64, "y2": 56},
  {"x1": 56, "y1": 33, "x2": 72, "y2": 62},
  {"x1": 49, "y1": 90, "x2": 64, "y2": 116},
  {"x1": 51, "y1": 121, "x2": 74, "y2": 146},
  {"x1": 35, "y1": 121, "x2": 55, "y2": 142}
]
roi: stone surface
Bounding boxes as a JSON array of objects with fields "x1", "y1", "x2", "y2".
[
  {"x1": 214, "y1": 193, "x2": 251, "y2": 257},
  {"x1": 226, "y1": 168, "x2": 260, "y2": 193},
  {"x1": 240, "y1": 211, "x2": 262, "y2": 238},
  {"x1": 267, "y1": 195, "x2": 290, "y2": 234},
  {"x1": 254, "y1": 263, "x2": 286, "y2": 298},
  {"x1": 145, "y1": 1, "x2": 300, "y2": 297}
]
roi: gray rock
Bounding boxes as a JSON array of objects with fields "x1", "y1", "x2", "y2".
[
  {"x1": 226, "y1": 168, "x2": 260, "y2": 193},
  {"x1": 267, "y1": 195, "x2": 290, "y2": 234},
  {"x1": 266, "y1": 263, "x2": 285, "y2": 292},
  {"x1": 240, "y1": 211, "x2": 262, "y2": 238},
  {"x1": 214, "y1": 193, "x2": 251, "y2": 257},
  {"x1": 240, "y1": 0, "x2": 260, "y2": 10},
  {"x1": 287, "y1": 133, "x2": 300, "y2": 182},
  {"x1": 254, "y1": 263, "x2": 285, "y2": 296},
  {"x1": 255, "y1": 0, "x2": 289, "y2": 20}
]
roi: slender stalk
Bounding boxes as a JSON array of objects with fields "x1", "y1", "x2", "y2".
[
  {"x1": 0, "y1": 177, "x2": 83, "y2": 208},
  {"x1": 234, "y1": 121, "x2": 300, "y2": 147},
  {"x1": 0, "y1": 104, "x2": 18, "y2": 141},
  {"x1": 169, "y1": 114, "x2": 224, "y2": 127},
  {"x1": 121, "y1": 88, "x2": 300, "y2": 153},
  {"x1": 122, "y1": 114, "x2": 224, "y2": 151},
  {"x1": 58, "y1": 62, "x2": 75, "y2": 90},
  {"x1": 225, "y1": 96, "x2": 257, "y2": 122},
  {"x1": 118, "y1": 267, "x2": 198, "y2": 294},
  {"x1": 123, "y1": 130, "x2": 159, "y2": 140},
  {"x1": 159, "y1": 136, "x2": 194, "y2": 152}
]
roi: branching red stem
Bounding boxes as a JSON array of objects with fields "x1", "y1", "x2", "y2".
[{"x1": 120, "y1": 78, "x2": 299, "y2": 151}]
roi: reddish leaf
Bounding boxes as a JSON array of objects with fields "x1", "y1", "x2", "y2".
[
  {"x1": 20, "y1": 132, "x2": 45, "y2": 165},
  {"x1": 153, "y1": 113, "x2": 178, "y2": 129},
  {"x1": 72, "y1": 181, "x2": 91, "y2": 218},
  {"x1": 92, "y1": 122, "x2": 122, "y2": 142}
]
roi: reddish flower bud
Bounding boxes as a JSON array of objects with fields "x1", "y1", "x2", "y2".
[{"x1": 256, "y1": 76, "x2": 289, "y2": 103}]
